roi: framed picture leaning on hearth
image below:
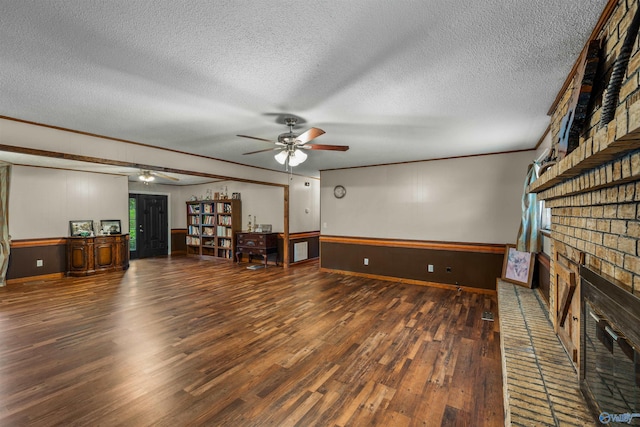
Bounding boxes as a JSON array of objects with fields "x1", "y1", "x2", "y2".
[{"x1": 501, "y1": 244, "x2": 535, "y2": 288}]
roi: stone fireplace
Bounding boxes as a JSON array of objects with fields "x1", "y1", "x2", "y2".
[
  {"x1": 531, "y1": 139, "x2": 640, "y2": 423},
  {"x1": 528, "y1": 0, "x2": 640, "y2": 421}
]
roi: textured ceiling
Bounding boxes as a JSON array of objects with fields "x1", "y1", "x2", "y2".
[{"x1": 0, "y1": 1, "x2": 608, "y2": 177}]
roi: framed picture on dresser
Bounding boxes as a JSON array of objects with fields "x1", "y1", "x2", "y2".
[
  {"x1": 69, "y1": 220, "x2": 93, "y2": 236},
  {"x1": 100, "y1": 219, "x2": 121, "y2": 235}
]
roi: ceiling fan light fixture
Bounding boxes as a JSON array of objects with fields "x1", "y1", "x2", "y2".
[
  {"x1": 274, "y1": 150, "x2": 289, "y2": 165},
  {"x1": 138, "y1": 171, "x2": 155, "y2": 182},
  {"x1": 287, "y1": 149, "x2": 307, "y2": 167}
]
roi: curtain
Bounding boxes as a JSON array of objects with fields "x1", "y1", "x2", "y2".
[
  {"x1": 516, "y1": 161, "x2": 540, "y2": 254},
  {"x1": 0, "y1": 164, "x2": 11, "y2": 286}
]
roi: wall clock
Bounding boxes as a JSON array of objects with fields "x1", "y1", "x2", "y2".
[{"x1": 333, "y1": 185, "x2": 346, "y2": 199}]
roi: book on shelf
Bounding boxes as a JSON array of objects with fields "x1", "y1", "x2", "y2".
[
  {"x1": 218, "y1": 215, "x2": 231, "y2": 225},
  {"x1": 216, "y1": 226, "x2": 233, "y2": 237},
  {"x1": 218, "y1": 249, "x2": 232, "y2": 259},
  {"x1": 186, "y1": 236, "x2": 201, "y2": 246},
  {"x1": 216, "y1": 202, "x2": 232, "y2": 214}
]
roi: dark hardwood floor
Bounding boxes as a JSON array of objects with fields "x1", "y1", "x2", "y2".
[{"x1": 0, "y1": 257, "x2": 503, "y2": 426}]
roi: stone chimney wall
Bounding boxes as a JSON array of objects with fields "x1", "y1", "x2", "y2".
[{"x1": 530, "y1": 0, "x2": 640, "y2": 325}]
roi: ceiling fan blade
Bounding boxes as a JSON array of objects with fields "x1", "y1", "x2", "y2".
[
  {"x1": 152, "y1": 171, "x2": 180, "y2": 181},
  {"x1": 300, "y1": 143, "x2": 349, "y2": 151},
  {"x1": 243, "y1": 147, "x2": 281, "y2": 155},
  {"x1": 237, "y1": 134, "x2": 277, "y2": 143},
  {"x1": 295, "y1": 127, "x2": 325, "y2": 144}
]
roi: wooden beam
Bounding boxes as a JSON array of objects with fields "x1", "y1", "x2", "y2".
[
  {"x1": 0, "y1": 143, "x2": 287, "y2": 188},
  {"x1": 0, "y1": 115, "x2": 297, "y2": 179},
  {"x1": 320, "y1": 235, "x2": 505, "y2": 254}
]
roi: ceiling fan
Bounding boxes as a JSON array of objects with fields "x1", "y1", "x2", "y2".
[
  {"x1": 137, "y1": 170, "x2": 179, "y2": 184},
  {"x1": 238, "y1": 118, "x2": 349, "y2": 168}
]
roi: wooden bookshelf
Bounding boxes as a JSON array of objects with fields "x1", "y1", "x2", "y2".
[{"x1": 185, "y1": 200, "x2": 241, "y2": 259}]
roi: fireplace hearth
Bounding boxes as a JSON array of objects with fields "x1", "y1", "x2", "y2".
[{"x1": 580, "y1": 266, "x2": 640, "y2": 425}]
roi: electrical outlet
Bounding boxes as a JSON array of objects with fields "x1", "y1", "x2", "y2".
[
  {"x1": 364, "y1": 258, "x2": 369, "y2": 266},
  {"x1": 428, "y1": 264, "x2": 434, "y2": 272},
  {"x1": 36, "y1": 259, "x2": 43, "y2": 267}
]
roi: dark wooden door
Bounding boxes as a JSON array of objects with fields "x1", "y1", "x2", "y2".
[{"x1": 130, "y1": 194, "x2": 168, "y2": 259}]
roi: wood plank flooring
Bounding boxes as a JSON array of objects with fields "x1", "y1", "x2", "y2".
[{"x1": 0, "y1": 257, "x2": 503, "y2": 426}]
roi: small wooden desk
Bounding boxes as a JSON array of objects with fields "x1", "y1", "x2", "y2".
[{"x1": 235, "y1": 232, "x2": 278, "y2": 267}]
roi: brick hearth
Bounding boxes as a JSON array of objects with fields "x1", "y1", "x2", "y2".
[{"x1": 497, "y1": 280, "x2": 595, "y2": 427}]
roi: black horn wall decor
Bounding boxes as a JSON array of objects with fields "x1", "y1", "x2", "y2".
[{"x1": 599, "y1": 5, "x2": 640, "y2": 128}]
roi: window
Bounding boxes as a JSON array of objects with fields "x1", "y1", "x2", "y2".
[
  {"x1": 129, "y1": 197, "x2": 137, "y2": 251},
  {"x1": 540, "y1": 201, "x2": 551, "y2": 231}
]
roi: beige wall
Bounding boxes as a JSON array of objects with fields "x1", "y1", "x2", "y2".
[
  {"x1": 288, "y1": 175, "x2": 320, "y2": 233},
  {"x1": 10, "y1": 165, "x2": 129, "y2": 240},
  {"x1": 172, "y1": 181, "x2": 285, "y2": 232},
  {"x1": 0, "y1": 118, "x2": 289, "y2": 185},
  {"x1": 320, "y1": 150, "x2": 534, "y2": 244},
  {"x1": 129, "y1": 177, "x2": 320, "y2": 234},
  {"x1": 3, "y1": 118, "x2": 321, "y2": 242}
]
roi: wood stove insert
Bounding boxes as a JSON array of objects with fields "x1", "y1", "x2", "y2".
[{"x1": 580, "y1": 266, "x2": 640, "y2": 424}]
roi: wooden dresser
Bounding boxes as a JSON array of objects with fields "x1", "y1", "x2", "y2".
[
  {"x1": 235, "y1": 232, "x2": 278, "y2": 267},
  {"x1": 67, "y1": 234, "x2": 130, "y2": 276}
]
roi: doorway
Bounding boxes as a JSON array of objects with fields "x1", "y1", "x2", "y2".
[{"x1": 129, "y1": 193, "x2": 168, "y2": 259}]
